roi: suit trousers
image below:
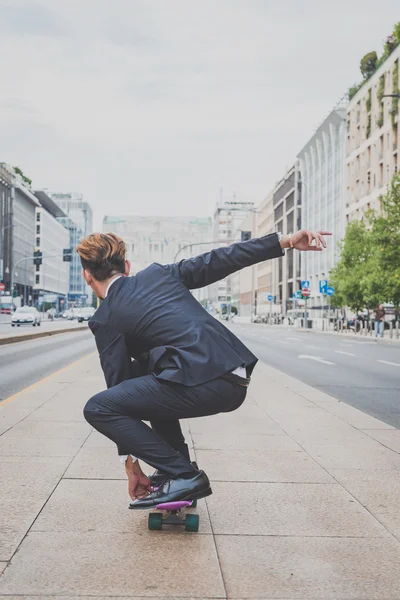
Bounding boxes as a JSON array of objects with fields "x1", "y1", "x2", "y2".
[{"x1": 83, "y1": 374, "x2": 247, "y2": 478}]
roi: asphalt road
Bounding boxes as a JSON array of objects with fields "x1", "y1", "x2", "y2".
[
  {"x1": 0, "y1": 329, "x2": 96, "y2": 401},
  {"x1": 229, "y1": 323, "x2": 400, "y2": 428},
  {"x1": 0, "y1": 317, "x2": 87, "y2": 339}
]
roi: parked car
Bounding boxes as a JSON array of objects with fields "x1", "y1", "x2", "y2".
[
  {"x1": 77, "y1": 307, "x2": 95, "y2": 323},
  {"x1": 11, "y1": 306, "x2": 41, "y2": 327}
]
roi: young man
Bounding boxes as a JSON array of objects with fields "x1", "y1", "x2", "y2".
[
  {"x1": 374, "y1": 304, "x2": 385, "y2": 339},
  {"x1": 77, "y1": 228, "x2": 330, "y2": 508}
]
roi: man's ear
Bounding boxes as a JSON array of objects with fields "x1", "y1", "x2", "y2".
[
  {"x1": 82, "y1": 269, "x2": 93, "y2": 286},
  {"x1": 124, "y1": 260, "x2": 131, "y2": 276}
]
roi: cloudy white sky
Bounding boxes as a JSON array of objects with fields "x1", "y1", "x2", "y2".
[{"x1": 1, "y1": 0, "x2": 399, "y2": 229}]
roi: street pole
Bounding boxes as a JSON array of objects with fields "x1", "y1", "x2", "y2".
[
  {"x1": 251, "y1": 210, "x2": 257, "y2": 323},
  {"x1": 304, "y1": 297, "x2": 308, "y2": 329},
  {"x1": 269, "y1": 298, "x2": 272, "y2": 324}
]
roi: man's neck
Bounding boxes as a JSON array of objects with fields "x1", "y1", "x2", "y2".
[{"x1": 100, "y1": 274, "x2": 125, "y2": 300}]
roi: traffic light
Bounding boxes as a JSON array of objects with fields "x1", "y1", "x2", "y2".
[
  {"x1": 33, "y1": 250, "x2": 42, "y2": 266},
  {"x1": 241, "y1": 231, "x2": 251, "y2": 242},
  {"x1": 63, "y1": 248, "x2": 72, "y2": 262}
]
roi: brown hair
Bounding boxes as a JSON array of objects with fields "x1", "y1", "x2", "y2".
[{"x1": 76, "y1": 232, "x2": 126, "y2": 281}]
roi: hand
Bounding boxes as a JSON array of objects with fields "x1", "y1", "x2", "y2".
[
  {"x1": 281, "y1": 229, "x2": 332, "y2": 251},
  {"x1": 125, "y1": 456, "x2": 152, "y2": 501}
]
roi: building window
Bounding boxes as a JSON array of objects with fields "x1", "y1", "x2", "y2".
[
  {"x1": 36, "y1": 237, "x2": 40, "y2": 246},
  {"x1": 131, "y1": 243, "x2": 135, "y2": 254},
  {"x1": 154, "y1": 244, "x2": 159, "y2": 252},
  {"x1": 35, "y1": 274, "x2": 40, "y2": 284},
  {"x1": 36, "y1": 225, "x2": 40, "y2": 234},
  {"x1": 36, "y1": 212, "x2": 40, "y2": 222},
  {"x1": 149, "y1": 244, "x2": 152, "y2": 252},
  {"x1": 36, "y1": 264, "x2": 40, "y2": 272}
]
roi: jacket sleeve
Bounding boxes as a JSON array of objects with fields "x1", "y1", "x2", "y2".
[
  {"x1": 89, "y1": 320, "x2": 132, "y2": 388},
  {"x1": 163, "y1": 233, "x2": 284, "y2": 289}
]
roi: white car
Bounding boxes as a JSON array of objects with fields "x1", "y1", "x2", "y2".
[
  {"x1": 11, "y1": 306, "x2": 41, "y2": 327},
  {"x1": 77, "y1": 307, "x2": 95, "y2": 323}
]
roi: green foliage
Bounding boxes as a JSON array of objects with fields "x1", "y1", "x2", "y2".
[
  {"x1": 360, "y1": 51, "x2": 378, "y2": 79},
  {"x1": 332, "y1": 174, "x2": 400, "y2": 310},
  {"x1": 376, "y1": 74, "x2": 385, "y2": 127},
  {"x1": 366, "y1": 114, "x2": 371, "y2": 138},
  {"x1": 348, "y1": 84, "x2": 361, "y2": 101},
  {"x1": 13, "y1": 166, "x2": 32, "y2": 186},
  {"x1": 391, "y1": 59, "x2": 399, "y2": 128},
  {"x1": 330, "y1": 221, "x2": 373, "y2": 312},
  {"x1": 394, "y1": 21, "x2": 400, "y2": 44},
  {"x1": 366, "y1": 88, "x2": 372, "y2": 113}
]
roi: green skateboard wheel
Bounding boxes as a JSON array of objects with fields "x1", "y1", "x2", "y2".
[
  {"x1": 148, "y1": 512, "x2": 163, "y2": 530},
  {"x1": 185, "y1": 513, "x2": 199, "y2": 532}
]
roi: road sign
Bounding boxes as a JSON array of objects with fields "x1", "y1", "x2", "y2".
[
  {"x1": 295, "y1": 291, "x2": 302, "y2": 299},
  {"x1": 80, "y1": 294, "x2": 88, "y2": 300},
  {"x1": 63, "y1": 248, "x2": 72, "y2": 262},
  {"x1": 0, "y1": 283, "x2": 4, "y2": 291},
  {"x1": 241, "y1": 231, "x2": 251, "y2": 242},
  {"x1": 319, "y1": 279, "x2": 328, "y2": 294},
  {"x1": 301, "y1": 280, "x2": 310, "y2": 289},
  {"x1": 267, "y1": 294, "x2": 273, "y2": 301},
  {"x1": 326, "y1": 286, "x2": 335, "y2": 296},
  {"x1": 302, "y1": 288, "x2": 310, "y2": 297}
]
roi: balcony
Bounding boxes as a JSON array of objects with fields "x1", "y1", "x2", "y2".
[
  {"x1": 394, "y1": 141, "x2": 398, "y2": 153},
  {"x1": 379, "y1": 151, "x2": 384, "y2": 162}
]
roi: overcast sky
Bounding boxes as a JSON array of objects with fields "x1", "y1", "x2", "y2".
[{"x1": 1, "y1": 0, "x2": 399, "y2": 229}]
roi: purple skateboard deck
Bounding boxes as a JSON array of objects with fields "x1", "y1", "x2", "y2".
[{"x1": 156, "y1": 500, "x2": 193, "y2": 511}]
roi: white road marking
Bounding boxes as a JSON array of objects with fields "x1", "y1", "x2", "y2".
[
  {"x1": 298, "y1": 354, "x2": 335, "y2": 365},
  {"x1": 335, "y1": 350, "x2": 356, "y2": 356},
  {"x1": 341, "y1": 342, "x2": 353, "y2": 346},
  {"x1": 279, "y1": 340, "x2": 289, "y2": 344},
  {"x1": 285, "y1": 337, "x2": 298, "y2": 341},
  {"x1": 305, "y1": 344, "x2": 321, "y2": 350},
  {"x1": 378, "y1": 360, "x2": 400, "y2": 367}
]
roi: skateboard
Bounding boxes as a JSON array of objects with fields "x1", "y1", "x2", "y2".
[{"x1": 148, "y1": 499, "x2": 199, "y2": 532}]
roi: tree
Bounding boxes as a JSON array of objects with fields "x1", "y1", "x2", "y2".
[
  {"x1": 360, "y1": 51, "x2": 378, "y2": 79},
  {"x1": 330, "y1": 221, "x2": 373, "y2": 313},
  {"x1": 369, "y1": 174, "x2": 400, "y2": 307},
  {"x1": 393, "y1": 21, "x2": 400, "y2": 45}
]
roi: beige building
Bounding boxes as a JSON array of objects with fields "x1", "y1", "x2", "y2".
[
  {"x1": 238, "y1": 192, "x2": 275, "y2": 318},
  {"x1": 346, "y1": 45, "x2": 400, "y2": 221},
  {"x1": 272, "y1": 165, "x2": 302, "y2": 314}
]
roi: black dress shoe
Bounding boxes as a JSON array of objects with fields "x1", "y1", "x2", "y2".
[
  {"x1": 149, "y1": 461, "x2": 199, "y2": 488},
  {"x1": 129, "y1": 470, "x2": 211, "y2": 509}
]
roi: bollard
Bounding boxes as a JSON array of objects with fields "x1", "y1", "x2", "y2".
[
  {"x1": 390, "y1": 322, "x2": 393, "y2": 339},
  {"x1": 396, "y1": 321, "x2": 399, "y2": 339}
]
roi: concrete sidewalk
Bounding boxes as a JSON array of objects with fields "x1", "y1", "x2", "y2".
[{"x1": 1, "y1": 355, "x2": 400, "y2": 599}]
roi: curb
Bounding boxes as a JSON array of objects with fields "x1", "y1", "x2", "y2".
[{"x1": 0, "y1": 325, "x2": 89, "y2": 346}]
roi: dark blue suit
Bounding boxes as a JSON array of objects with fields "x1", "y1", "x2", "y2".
[{"x1": 84, "y1": 233, "x2": 283, "y2": 477}]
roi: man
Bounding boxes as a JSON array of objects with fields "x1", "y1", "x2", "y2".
[
  {"x1": 374, "y1": 304, "x2": 385, "y2": 338},
  {"x1": 77, "y1": 228, "x2": 330, "y2": 508}
]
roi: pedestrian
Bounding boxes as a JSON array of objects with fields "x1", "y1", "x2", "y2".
[
  {"x1": 374, "y1": 304, "x2": 385, "y2": 339},
  {"x1": 77, "y1": 228, "x2": 331, "y2": 508}
]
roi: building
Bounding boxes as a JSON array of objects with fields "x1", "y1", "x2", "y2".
[
  {"x1": 102, "y1": 214, "x2": 213, "y2": 306},
  {"x1": 272, "y1": 165, "x2": 302, "y2": 315},
  {"x1": 50, "y1": 192, "x2": 93, "y2": 306},
  {"x1": 210, "y1": 199, "x2": 255, "y2": 313},
  {"x1": 238, "y1": 212, "x2": 254, "y2": 318},
  {"x1": 51, "y1": 192, "x2": 93, "y2": 237},
  {"x1": 0, "y1": 164, "x2": 38, "y2": 306},
  {"x1": 298, "y1": 107, "x2": 347, "y2": 305},
  {"x1": 0, "y1": 164, "x2": 12, "y2": 293},
  {"x1": 255, "y1": 191, "x2": 274, "y2": 316},
  {"x1": 346, "y1": 44, "x2": 400, "y2": 222},
  {"x1": 33, "y1": 191, "x2": 69, "y2": 311}
]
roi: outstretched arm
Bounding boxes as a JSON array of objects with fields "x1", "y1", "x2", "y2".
[{"x1": 164, "y1": 230, "x2": 331, "y2": 290}]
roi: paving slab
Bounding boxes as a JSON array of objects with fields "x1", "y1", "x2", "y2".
[
  {"x1": 206, "y1": 481, "x2": 388, "y2": 537},
  {"x1": 191, "y1": 431, "x2": 301, "y2": 451},
  {"x1": 0, "y1": 532, "x2": 225, "y2": 598},
  {"x1": 31, "y1": 478, "x2": 212, "y2": 535},
  {"x1": 189, "y1": 405, "x2": 285, "y2": 436},
  {"x1": 0, "y1": 456, "x2": 71, "y2": 560},
  {"x1": 196, "y1": 449, "x2": 334, "y2": 483},
  {"x1": 215, "y1": 535, "x2": 400, "y2": 599},
  {"x1": 363, "y1": 429, "x2": 400, "y2": 453}
]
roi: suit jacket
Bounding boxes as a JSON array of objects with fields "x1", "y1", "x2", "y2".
[{"x1": 89, "y1": 233, "x2": 283, "y2": 388}]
